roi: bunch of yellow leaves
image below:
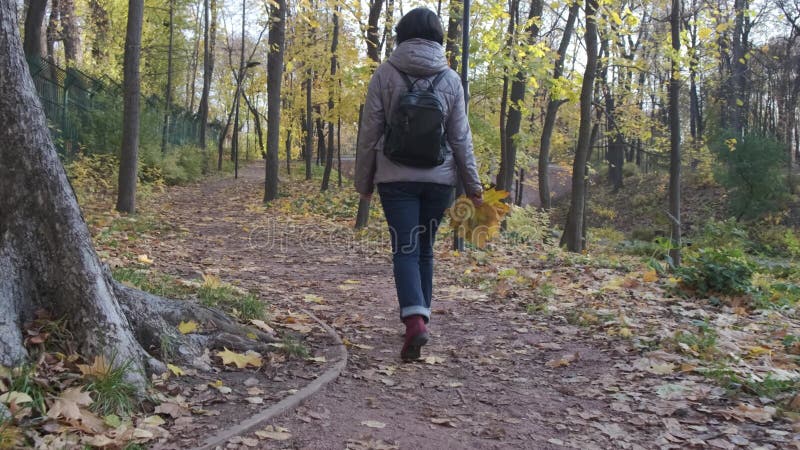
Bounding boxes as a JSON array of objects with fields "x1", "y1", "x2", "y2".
[{"x1": 448, "y1": 188, "x2": 511, "y2": 248}]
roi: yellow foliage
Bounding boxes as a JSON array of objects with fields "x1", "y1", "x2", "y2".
[
  {"x1": 77, "y1": 355, "x2": 111, "y2": 378},
  {"x1": 448, "y1": 188, "x2": 511, "y2": 249},
  {"x1": 177, "y1": 320, "x2": 199, "y2": 334},
  {"x1": 216, "y1": 348, "x2": 263, "y2": 369}
]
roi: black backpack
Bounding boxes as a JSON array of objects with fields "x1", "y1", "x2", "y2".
[{"x1": 383, "y1": 64, "x2": 448, "y2": 168}]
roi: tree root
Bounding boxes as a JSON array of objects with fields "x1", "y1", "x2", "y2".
[{"x1": 113, "y1": 283, "x2": 277, "y2": 372}]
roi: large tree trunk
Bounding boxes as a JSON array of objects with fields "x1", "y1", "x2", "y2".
[
  {"x1": 668, "y1": 0, "x2": 682, "y2": 266},
  {"x1": 264, "y1": 0, "x2": 286, "y2": 202},
  {"x1": 1, "y1": 0, "x2": 274, "y2": 381},
  {"x1": 561, "y1": 0, "x2": 598, "y2": 252},
  {"x1": 198, "y1": 0, "x2": 217, "y2": 151},
  {"x1": 59, "y1": 0, "x2": 79, "y2": 63},
  {"x1": 304, "y1": 74, "x2": 313, "y2": 180},
  {"x1": 354, "y1": 0, "x2": 385, "y2": 228},
  {"x1": 445, "y1": 0, "x2": 462, "y2": 71},
  {"x1": 116, "y1": 0, "x2": 144, "y2": 214},
  {"x1": 45, "y1": 0, "x2": 58, "y2": 58},
  {"x1": 498, "y1": 0, "x2": 542, "y2": 196},
  {"x1": 321, "y1": 6, "x2": 339, "y2": 192},
  {"x1": 495, "y1": 0, "x2": 517, "y2": 190},
  {"x1": 161, "y1": 0, "x2": 175, "y2": 155},
  {"x1": 538, "y1": 2, "x2": 578, "y2": 209},
  {"x1": 23, "y1": 0, "x2": 47, "y2": 59},
  {"x1": 88, "y1": 0, "x2": 110, "y2": 64}
]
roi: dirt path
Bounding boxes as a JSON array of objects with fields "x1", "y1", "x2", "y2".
[{"x1": 138, "y1": 163, "x2": 789, "y2": 450}]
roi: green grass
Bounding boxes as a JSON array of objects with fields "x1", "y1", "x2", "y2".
[
  {"x1": 279, "y1": 336, "x2": 310, "y2": 358},
  {"x1": 703, "y1": 365, "x2": 799, "y2": 401},
  {"x1": 113, "y1": 268, "x2": 194, "y2": 299},
  {"x1": 197, "y1": 285, "x2": 265, "y2": 321},
  {"x1": 673, "y1": 323, "x2": 718, "y2": 359},
  {"x1": 8, "y1": 365, "x2": 48, "y2": 416},
  {"x1": 83, "y1": 357, "x2": 138, "y2": 417}
]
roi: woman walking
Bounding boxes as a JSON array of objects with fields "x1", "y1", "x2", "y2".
[{"x1": 354, "y1": 7, "x2": 483, "y2": 361}]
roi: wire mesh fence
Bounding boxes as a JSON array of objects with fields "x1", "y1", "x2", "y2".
[{"x1": 27, "y1": 57, "x2": 218, "y2": 158}]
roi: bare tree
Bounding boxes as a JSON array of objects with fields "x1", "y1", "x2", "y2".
[
  {"x1": 264, "y1": 0, "x2": 286, "y2": 201},
  {"x1": 117, "y1": 0, "x2": 145, "y2": 214},
  {"x1": 23, "y1": 0, "x2": 47, "y2": 58},
  {"x1": 668, "y1": 0, "x2": 682, "y2": 266},
  {"x1": 322, "y1": 5, "x2": 340, "y2": 192},
  {"x1": 561, "y1": 0, "x2": 598, "y2": 252}
]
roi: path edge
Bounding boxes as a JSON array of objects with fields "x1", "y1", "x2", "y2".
[{"x1": 193, "y1": 309, "x2": 347, "y2": 450}]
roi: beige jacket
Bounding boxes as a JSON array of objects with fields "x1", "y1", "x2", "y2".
[{"x1": 354, "y1": 38, "x2": 482, "y2": 196}]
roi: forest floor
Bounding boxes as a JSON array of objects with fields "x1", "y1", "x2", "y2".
[{"x1": 87, "y1": 162, "x2": 799, "y2": 449}]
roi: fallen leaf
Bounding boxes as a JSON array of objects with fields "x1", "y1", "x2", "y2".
[
  {"x1": 545, "y1": 352, "x2": 579, "y2": 368},
  {"x1": 0, "y1": 391, "x2": 33, "y2": 406},
  {"x1": 361, "y1": 420, "x2": 386, "y2": 429},
  {"x1": 643, "y1": 270, "x2": 658, "y2": 283},
  {"x1": 255, "y1": 425, "x2": 292, "y2": 441},
  {"x1": 216, "y1": 348, "x2": 263, "y2": 368},
  {"x1": 77, "y1": 355, "x2": 111, "y2": 378},
  {"x1": 167, "y1": 364, "x2": 185, "y2": 376},
  {"x1": 303, "y1": 294, "x2": 324, "y2": 304},
  {"x1": 143, "y1": 415, "x2": 166, "y2": 427},
  {"x1": 245, "y1": 397, "x2": 264, "y2": 404},
  {"x1": 281, "y1": 322, "x2": 313, "y2": 333},
  {"x1": 46, "y1": 387, "x2": 93, "y2": 421},
  {"x1": 137, "y1": 254, "x2": 154, "y2": 265},
  {"x1": 177, "y1": 320, "x2": 199, "y2": 334},
  {"x1": 430, "y1": 417, "x2": 458, "y2": 427},
  {"x1": 250, "y1": 319, "x2": 274, "y2": 333},
  {"x1": 154, "y1": 402, "x2": 188, "y2": 419},
  {"x1": 423, "y1": 356, "x2": 445, "y2": 365}
]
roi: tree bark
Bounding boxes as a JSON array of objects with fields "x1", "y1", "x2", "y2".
[
  {"x1": 46, "y1": 0, "x2": 58, "y2": 58},
  {"x1": 668, "y1": 0, "x2": 682, "y2": 266},
  {"x1": 116, "y1": 0, "x2": 144, "y2": 214},
  {"x1": 495, "y1": 0, "x2": 517, "y2": 190},
  {"x1": 59, "y1": 0, "x2": 79, "y2": 63},
  {"x1": 366, "y1": 0, "x2": 385, "y2": 64},
  {"x1": 561, "y1": 0, "x2": 598, "y2": 252},
  {"x1": 538, "y1": 2, "x2": 578, "y2": 209},
  {"x1": 198, "y1": 0, "x2": 217, "y2": 152},
  {"x1": 445, "y1": 0, "x2": 462, "y2": 71},
  {"x1": 1, "y1": 0, "x2": 274, "y2": 380},
  {"x1": 160, "y1": 0, "x2": 175, "y2": 155},
  {"x1": 264, "y1": 0, "x2": 286, "y2": 202},
  {"x1": 89, "y1": 0, "x2": 110, "y2": 64},
  {"x1": 321, "y1": 7, "x2": 339, "y2": 192},
  {"x1": 23, "y1": 0, "x2": 47, "y2": 59},
  {"x1": 498, "y1": 0, "x2": 542, "y2": 197},
  {"x1": 304, "y1": 74, "x2": 313, "y2": 180},
  {"x1": 355, "y1": 0, "x2": 385, "y2": 228}
]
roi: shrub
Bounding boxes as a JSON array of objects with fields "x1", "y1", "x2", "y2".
[
  {"x1": 713, "y1": 133, "x2": 790, "y2": 220},
  {"x1": 677, "y1": 247, "x2": 753, "y2": 296},
  {"x1": 504, "y1": 205, "x2": 552, "y2": 244},
  {"x1": 691, "y1": 219, "x2": 748, "y2": 251}
]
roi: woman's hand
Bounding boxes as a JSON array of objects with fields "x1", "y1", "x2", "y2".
[{"x1": 469, "y1": 191, "x2": 483, "y2": 207}]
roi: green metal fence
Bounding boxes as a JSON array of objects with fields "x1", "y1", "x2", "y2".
[{"x1": 26, "y1": 56, "x2": 218, "y2": 157}]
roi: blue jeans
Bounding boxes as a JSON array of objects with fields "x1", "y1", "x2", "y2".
[{"x1": 378, "y1": 182, "x2": 454, "y2": 323}]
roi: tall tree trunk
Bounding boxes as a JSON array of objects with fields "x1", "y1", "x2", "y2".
[
  {"x1": 729, "y1": 0, "x2": 748, "y2": 136},
  {"x1": 89, "y1": 0, "x2": 110, "y2": 64},
  {"x1": 355, "y1": 0, "x2": 384, "y2": 228},
  {"x1": 495, "y1": 0, "x2": 517, "y2": 189},
  {"x1": 498, "y1": 0, "x2": 542, "y2": 197},
  {"x1": 23, "y1": 0, "x2": 47, "y2": 59},
  {"x1": 304, "y1": 74, "x2": 313, "y2": 180},
  {"x1": 321, "y1": 6, "x2": 339, "y2": 192},
  {"x1": 161, "y1": 0, "x2": 175, "y2": 154},
  {"x1": 59, "y1": 0, "x2": 79, "y2": 63},
  {"x1": 365, "y1": 0, "x2": 385, "y2": 64},
  {"x1": 263, "y1": 0, "x2": 286, "y2": 202},
  {"x1": 561, "y1": 0, "x2": 598, "y2": 252},
  {"x1": 198, "y1": 0, "x2": 217, "y2": 152},
  {"x1": 117, "y1": 0, "x2": 144, "y2": 214},
  {"x1": 232, "y1": 0, "x2": 246, "y2": 178},
  {"x1": 316, "y1": 115, "x2": 326, "y2": 166},
  {"x1": 46, "y1": 0, "x2": 58, "y2": 58},
  {"x1": 445, "y1": 0, "x2": 462, "y2": 71},
  {"x1": 538, "y1": 2, "x2": 578, "y2": 209},
  {"x1": 242, "y1": 91, "x2": 264, "y2": 160},
  {"x1": 668, "y1": 0, "x2": 682, "y2": 266},
  {"x1": 1, "y1": 0, "x2": 275, "y2": 375},
  {"x1": 383, "y1": 0, "x2": 394, "y2": 60},
  {"x1": 186, "y1": 0, "x2": 202, "y2": 112},
  {"x1": 218, "y1": 104, "x2": 235, "y2": 171}
]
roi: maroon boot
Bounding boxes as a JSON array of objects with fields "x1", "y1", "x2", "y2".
[{"x1": 401, "y1": 315, "x2": 429, "y2": 361}]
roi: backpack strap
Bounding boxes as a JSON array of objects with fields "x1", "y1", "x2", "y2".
[
  {"x1": 428, "y1": 70, "x2": 448, "y2": 92},
  {"x1": 387, "y1": 62, "x2": 414, "y2": 90}
]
